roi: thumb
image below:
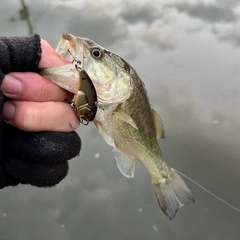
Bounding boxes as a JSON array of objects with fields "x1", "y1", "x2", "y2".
[{"x1": 38, "y1": 39, "x2": 70, "y2": 68}]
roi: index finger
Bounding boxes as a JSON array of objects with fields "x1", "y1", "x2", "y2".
[{"x1": 1, "y1": 72, "x2": 73, "y2": 102}]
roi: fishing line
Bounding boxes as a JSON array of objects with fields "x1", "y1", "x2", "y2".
[
  {"x1": 34, "y1": 1, "x2": 61, "y2": 25},
  {"x1": 22, "y1": 0, "x2": 240, "y2": 216},
  {"x1": 174, "y1": 169, "x2": 240, "y2": 214}
]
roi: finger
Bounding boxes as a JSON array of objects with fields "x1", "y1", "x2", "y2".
[
  {"x1": 1, "y1": 72, "x2": 73, "y2": 102},
  {"x1": 39, "y1": 39, "x2": 70, "y2": 68},
  {"x1": 3, "y1": 100, "x2": 80, "y2": 132}
]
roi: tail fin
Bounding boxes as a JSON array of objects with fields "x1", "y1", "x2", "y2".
[{"x1": 152, "y1": 168, "x2": 194, "y2": 220}]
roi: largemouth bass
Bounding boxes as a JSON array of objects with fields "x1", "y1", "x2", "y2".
[{"x1": 40, "y1": 33, "x2": 194, "y2": 219}]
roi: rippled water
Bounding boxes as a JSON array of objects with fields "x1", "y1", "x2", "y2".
[{"x1": 0, "y1": 1, "x2": 240, "y2": 239}]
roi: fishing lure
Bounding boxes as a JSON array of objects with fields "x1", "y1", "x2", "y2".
[{"x1": 72, "y1": 68, "x2": 98, "y2": 125}]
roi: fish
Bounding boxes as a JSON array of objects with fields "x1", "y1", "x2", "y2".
[{"x1": 40, "y1": 33, "x2": 194, "y2": 220}]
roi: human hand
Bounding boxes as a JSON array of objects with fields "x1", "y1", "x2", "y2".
[
  {"x1": 1, "y1": 39, "x2": 79, "y2": 131},
  {"x1": 0, "y1": 37, "x2": 81, "y2": 188}
]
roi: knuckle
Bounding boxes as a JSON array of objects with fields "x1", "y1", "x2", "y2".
[
  {"x1": 31, "y1": 79, "x2": 48, "y2": 102},
  {"x1": 15, "y1": 104, "x2": 39, "y2": 131}
]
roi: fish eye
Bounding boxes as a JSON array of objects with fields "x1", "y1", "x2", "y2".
[{"x1": 91, "y1": 48, "x2": 103, "y2": 59}]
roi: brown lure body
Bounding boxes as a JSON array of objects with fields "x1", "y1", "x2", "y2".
[{"x1": 74, "y1": 69, "x2": 97, "y2": 124}]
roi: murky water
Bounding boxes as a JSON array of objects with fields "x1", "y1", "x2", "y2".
[{"x1": 1, "y1": 0, "x2": 240, "y2": 239}]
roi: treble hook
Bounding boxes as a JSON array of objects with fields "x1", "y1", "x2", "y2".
[
  {"x1": 69, "y1": 100, "x2": 91, "y2": 129},
  {"x1": 79, "y1": 117, "x2": 89, "y2": 126},
  {"x1": 69, "y1": 101, "x2": 81, "y2": 129},
  {"x1": 67, "y1": 49, "x2": 82, "y2": 71}
]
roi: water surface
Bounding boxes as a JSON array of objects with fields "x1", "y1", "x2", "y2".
[{"x1": 0, "y1": 1, "x2": 240, "y2": 239}]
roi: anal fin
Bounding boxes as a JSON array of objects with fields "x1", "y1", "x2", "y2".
[{"x1": 115, "y1": 150, "x2": 135, "y2": 178}]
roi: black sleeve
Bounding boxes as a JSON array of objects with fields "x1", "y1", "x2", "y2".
[
  {"x1": 0, "y1": 35, "x2": 81, "y2": 188},
  {"x1": 0, "y1": 34, "x2": 41, "y2": 81},
  {"x1": 0, "y1": 35, "x2": 42, "y2": 187},
  {"x1": 0, "y1": 35, "x2": 42, "y2": 158},
  {"x1": 0, "y1": 34, "x2": 42, "y2": 161}
]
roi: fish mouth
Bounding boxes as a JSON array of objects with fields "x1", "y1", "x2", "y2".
[
  {"x1": 56, "y1": 33, "x2": 84, "y2": 64},
  {"x1": 39, "y1": 34, "x2": 86, "y2": 94},
  {"x1": 39, "y1": 33, "x2": 99, "y2": 112}
]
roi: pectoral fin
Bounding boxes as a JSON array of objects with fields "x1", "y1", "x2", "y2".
[
  {"x1": 152, "y1": 109, "x2": 165, "y2": 138},
  {"x1": 114, "y1": 108, "x2": 138, "y2": 130},
  {"x1": 115, "y1": 150, "x2": 135, "y2": 178}
]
